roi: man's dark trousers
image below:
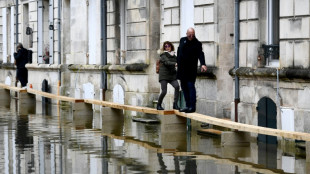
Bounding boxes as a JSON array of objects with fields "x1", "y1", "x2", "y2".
[
  {"x1": 180, "y1": 80, "x2": 196, "y2": 110},
  {"x1": 17, "y1": 68, "x2": 28, "y2": 87}
]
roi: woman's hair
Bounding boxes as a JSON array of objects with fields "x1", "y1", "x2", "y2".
[
  {"x1": 162, "y1": 41, "x2": 175, "y2": 51},
  {"x1": 16, "y1": 43, "x2": 23, "y2": 50}
]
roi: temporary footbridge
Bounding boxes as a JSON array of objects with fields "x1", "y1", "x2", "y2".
[{"x1": 1, "y1": 83, "x2": 310, "y2": 142}]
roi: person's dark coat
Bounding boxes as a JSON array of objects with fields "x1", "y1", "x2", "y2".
[
  {"x1": 177, "y1": 37, "x2": 206, "y2": 82},
  {"x1": 158, "y1": 52, "x2": 177, "y2": 82},
  {"x1": 14, "y1": 48, "x2": 28, "y2": 69},
  {"x1": 14, "y1": 48, "x2": 28, "y2": 87}
]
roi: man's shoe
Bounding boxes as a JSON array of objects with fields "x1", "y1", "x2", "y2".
[
  {"x1": 185, "y1": 107, "x2": 195, "y2": 113},
  {"x1": 173, "y1": 103, "x2": 179, "y2": 110},
  {"x1": 179, "y1": 107, "x2": 189, "y2": 112},
  {"x1": 157, "y1": 104, "x2": 164, "y2": 110}
]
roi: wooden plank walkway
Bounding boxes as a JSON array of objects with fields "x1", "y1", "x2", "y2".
[
  {"x1": 175, "y1": 110, "x2": 310, "y2": 141},
  {"x1": 27, "y1": 88, "x2": 84, "y2": 103},
  {"x1": 0, "y1": 83, "x2": 27, "y2": 93},
  {"x1": 1, "y1": 83, "x2": 310, "y2": 141},
  {"x1": 85, "y1": 99, "x2": 175, "y2": 115}
]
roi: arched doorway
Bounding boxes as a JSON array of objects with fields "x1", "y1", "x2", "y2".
[
  {"x1": 257, "y1": 97, "x2": 277, "y2": 169},
  {"x1": 257, "y1": 97, "x2": 277, "y2": 143}
]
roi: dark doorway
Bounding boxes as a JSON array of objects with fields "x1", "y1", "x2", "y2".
[
  {"x1": 257, "y1": 97, "x2": 277, "y2": 144},
  {"x1": 257, "y1": 97, "x2": 277, "y2": 170}
]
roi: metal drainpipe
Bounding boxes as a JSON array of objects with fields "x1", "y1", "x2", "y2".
[
  {"x1": 268, "y1": 0, "x2": 274, "y2": 45},
  {"x1": 234, "y1": 0, "x2": 240, "y2": 122},
  {"x1": 57, "y1": 0, "x2": 61, "y2": 95},
  {"x1": 101, "y1": 0, "x2": 107, "y2": 101},
  {"x1": 267, "y1": 0, "x2": 274, "y2": 64},
  {"x1": 16, "y1": 0, "x2": 18, "y2": 43}
]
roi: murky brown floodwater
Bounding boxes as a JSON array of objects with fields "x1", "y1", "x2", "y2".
[{"x1": 0, "y1": 98, "x2": 308, "y2": 173}]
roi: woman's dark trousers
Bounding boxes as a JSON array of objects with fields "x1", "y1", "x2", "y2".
[{"x1": 158, "y1": 80, "x2": 180, "y2": 106}]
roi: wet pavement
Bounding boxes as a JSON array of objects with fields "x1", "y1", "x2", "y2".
[{"x1": 0, "y1": 99, "x2": 309, "y2": 173}]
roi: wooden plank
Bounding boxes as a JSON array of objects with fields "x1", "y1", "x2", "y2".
[
  {"x1": 84, "y1": 99, "x2": 175, "y2": 115},
  {"x1": 174, "y1": 110, "x2": 310, "y2": 142},
  {"x1": 4, "y1": 81, "x2": 308, "y2": 142},
  {"x1": 0, "y1": 83, "x2": 27, "y2": 93},
  {"x1": 27, "y1": 88, "x2": 84, "y2": 103},
  {"x1": 197, "y1": 128, "x2": 222, "y2": 136}
]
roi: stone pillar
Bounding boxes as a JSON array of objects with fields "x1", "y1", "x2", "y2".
[
  {"x1": 72, "y1": 102, "x2": 93, "y2": 116},
  {"x1": 0, "y1": 89, "x2": 10, "y2": 107},
  {"x1": 306, "y1": 141, "x2": 310, "y2": 163},
  {"x1": 73, "y1": 113, "x2": 93, "y2": 130},
  {"x1": 17, "y1": 92, "x2": 36, "y2": 115},
  {"x1": 160, "y1": 115, "x2": 187, "y2": 150},
  {"x1": 18, "y1": 92, "x2": 35, "y2": 104},
  {"x1": 101, "y1": 107, "x2": 124, "y2": 135},
  {"x1": 221, "y1": 131, "x2": 251, "y2": 146}
]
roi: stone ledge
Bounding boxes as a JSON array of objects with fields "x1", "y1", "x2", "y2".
[
  {"x1": 229, "y1": 67, "x2": 310, "y2": 81},
  {"x1": 197, "y1": 66, "x2": 217, "y2": 79},
  {"x1": 26, "y1": 63, "x2": 63, "y2": 71},
  {"x1": 68, "y1": 63, "x2": 149, "y2": 74},
  {"x1": 0, "y1": 63, "x2": 16, "y2": 69},
  {"x1": 103, "y1": 63, "x2": 149, "y2": 73},
  {"x1": 68, "y1": 64, "x2": 105, "y2": 72}
]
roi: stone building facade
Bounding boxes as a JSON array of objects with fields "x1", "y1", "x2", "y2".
[
  {"x1": 234, "y1": 0, "x2": 310, "y2": 139},
  {"x1": 0, "y1": 0, "x2": 235, "y2": 118},
  {"x1": 0, "y1": 0, "x2": 309, "y2": 136}
]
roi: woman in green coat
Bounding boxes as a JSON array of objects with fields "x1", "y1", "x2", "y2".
[{"x1": 157, "y1": 41, "x2": 180, "y2": 110}]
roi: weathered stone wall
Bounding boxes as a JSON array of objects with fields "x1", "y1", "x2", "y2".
[
  {"x1": 236, "y1": 0, "x2": 310, "y2": 135},
  {"x1": 27, "y1": 64, "x2": 61, "y2": 103}
]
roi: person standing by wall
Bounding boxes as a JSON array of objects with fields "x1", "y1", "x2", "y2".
[
  {"x1": 14, "y1": 43, "x2": 28, "y2": 88},
  {"x1": 157, "y1": 41, "x2": 180, "y2": 110},
  {"x1": 177, "y1": 28, "x2": 207, "y2": 113}
]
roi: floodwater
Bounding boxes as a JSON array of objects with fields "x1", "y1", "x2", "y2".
[{"x1": 0, "y1": 99, "x2": 309, "y2": 174}]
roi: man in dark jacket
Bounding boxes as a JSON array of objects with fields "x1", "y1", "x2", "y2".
[
  {"x1": 177, "y1": 28, "x2": 207, "y2": 113},
  {"x1": 14, "y1": 43, "x2": 28, "y2": 88}
]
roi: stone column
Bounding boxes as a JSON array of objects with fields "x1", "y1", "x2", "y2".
[
  {"x1": 72, "y1": 102, "x2": 93, "y2": 117},
  {"x1": 160, "y1": 115, "x2": 187, "y2": 150},
  {"x1": 101, "y1": 107, "x2": 124, "y2": 135},
  {"x1": 0, "y1": 89, "x2": 10, "y2": 107}
]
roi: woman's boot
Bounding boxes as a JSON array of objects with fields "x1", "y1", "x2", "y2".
[
  {"x1": 157, "y1": 104, "x2": 164, "y2": 110},
  {"x1": 173, "y1": 102, "x2": 179, "y2": 110}
]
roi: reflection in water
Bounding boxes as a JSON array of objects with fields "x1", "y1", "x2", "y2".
[
  {"x1": 157, "y1": 153, "x2": 168, "y2": 173},
  {"x1": 0, "y1": 101, "x2": 307, "y2": 173},
  {"x1": 258, "y1": 142, "x2": 277, "y2": 170},
  {"x1": 184, "y1": 156, "x2": 197, "y2": 174},
  {"x1": 15, "y1": 115, "x2": 34, "y2": 173},
  {"x1": 16, "y1": 115, "x2": 33, "y2": 148},
  {"x1": 102, "y1": 136, "x2": 108, "y2": 174}
]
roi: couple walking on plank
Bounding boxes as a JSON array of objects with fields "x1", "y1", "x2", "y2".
[{"x1": 157, "y1": 27, "x2": 207, "y2": 113}]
